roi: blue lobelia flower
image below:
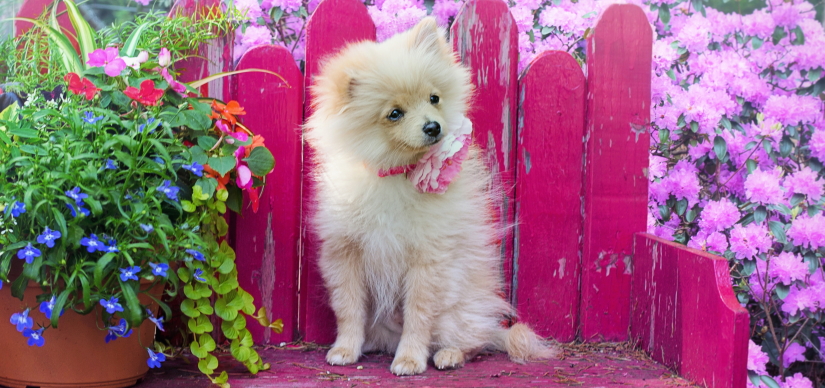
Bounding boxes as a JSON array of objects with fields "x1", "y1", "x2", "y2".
[
  {"x1": 10, "y1": 309, "x2": 33, "y2": 332},
  {"x1": 105, "y1": 239, "x2": 120, "y2": 253},
  {"x1": 65, "y1": 203, "x2": 90, "y2": 218},
  {"x1": 0, "y1": 280, "x2": 3, "y2": 290},
  {"x1": 119, "y1": 266, "x2": 140, "y2": 282},
  {"x1": 36, "y1": 227, "x2": 62, "y2": 248},
  {"x1": 17, "y1": 243, "x2": 41, "y2": 264},
  {"x1": 148, "y1": 262, "x2": 168, "y2": 277},
  {"x1": 23, "y1": 327, "x2": 45, "y2": 347},
  {"x1": 146, "y1": 309, "x2": 165, "y2": 332},
  {"x1": 39, "y1": 296, "x2": 57, "y2": 319},
  {"x1": 105, "y1": 318, "x2": 132, "y2": 343},
  {"x1": 193, "y1": 268, "x2": 206, "y2": 282},
  {"x1": 100, "y1": 297, "x2": 124, "y2": 314},
  {"x1": 182, "y1": 162, "x2": 204, "y2": 177},
  {"x1": 5, "y1": 201, "x2": 26, "y2": 218},
  {"x1": 140, "y1": 224, "x2": 154, "y2": 233},
  {"x1": 138, "y1": 118, "x2": 159, "y2": 133},
  {"x1": 157, "y1": 180, "x2": 179, "y2": 201},
  {"x1": 146, "y1": 348, "x2": 166, "y2": 368},
  {"x1": 65, "y1": 187, "x2": 88, "y2": 206},
  {"x1": 80, "y1": 234, "x2": 104, "y2": 253},
  {"x1": 104, "y1": 159, "x2": 118, "y2": 170},
  {"x1": 82, "y1": 111, "x2": 104, "y2": 124},
  {"x1": 185, "y1": 249, "x2": 205, "y2": 262},
  {"x1": 153, "y1": 157, "x2": 165, "y2": 165}
]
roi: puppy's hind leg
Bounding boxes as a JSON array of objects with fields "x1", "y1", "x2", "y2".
[
  {"x1": 319, "y1": 241, "x2": 368, "y2": 366},
  {"x1": 391, "y1": 260, "x2": 444, "y2": 376}
]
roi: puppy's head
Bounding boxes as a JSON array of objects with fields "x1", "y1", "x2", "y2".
[{"x1": 308, "y1": 17, "x2": 473, "y2": 168}]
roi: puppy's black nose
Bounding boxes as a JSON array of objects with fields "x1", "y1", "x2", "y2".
[{"x1": 423, "y1": 121, "x2": 441, "y2": 137}]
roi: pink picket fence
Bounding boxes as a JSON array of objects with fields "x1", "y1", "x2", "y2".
[{"x1": 14, "y1": 0, "x2": 749, "y2": 386}]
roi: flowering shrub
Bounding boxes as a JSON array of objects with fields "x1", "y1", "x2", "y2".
[
  {"x1": 229, "y1": 0, "x2": 825, "y2": 384},
  {"x1": 1, "y1": 1, "x2": 280, "y2": 384}
]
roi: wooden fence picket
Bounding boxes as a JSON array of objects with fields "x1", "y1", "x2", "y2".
[
  {"x1": 299, "y1": 0, "x2": 375, "y2": 344},
  {"x1": 579, "y1": 4, "x2": 652, "y2": 341},
  {"x1": 231, "y1": 44, "x2": 303, "y2": 344},
  {"x1": 450, "y1": 0, "x2": 519, "y2": 302},
  {"x1": 514, "y1": 51, "x2": 585, "y2": 342}
]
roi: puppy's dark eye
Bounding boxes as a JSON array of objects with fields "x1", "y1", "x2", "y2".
[
  {"x1": 388, "y1": 109, "x2": 404, "y2": 121},
  {"x1": 430, "y1": 95, "x2": 440, "y2": 104}
]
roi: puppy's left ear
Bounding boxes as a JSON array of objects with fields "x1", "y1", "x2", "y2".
[{"x1": 409, "y1": 17, "x2": 451, "y2": 57}]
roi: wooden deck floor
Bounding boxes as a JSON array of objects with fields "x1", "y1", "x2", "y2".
[{"x1": 137, "y1": 342, "x2": 697, "y2": 387}]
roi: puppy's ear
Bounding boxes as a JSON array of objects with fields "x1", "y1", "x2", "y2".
[{"x1": 409, "y1": 17, "x2": 450, "y2": 56}]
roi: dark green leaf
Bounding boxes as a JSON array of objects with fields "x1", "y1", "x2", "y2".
[
  {"x1": 754, "y1": 206, "x2": 767, "y2": 224},
  {"x1": 120, "y1": 281, "x2": 143, "y2": 328},
  {"x1": 746, "y1": 159, "x2": 758, "y2": 174},
  {"x1": 768, "y1": 221, "x2": 787, "y2": 244},
  {"x1": 751, "y1": 36, "x2": 763, "y2": 49},
  {"x1": 779, "y1": 136, "x2": 793, "y2": 157},
  {"x1": 658, "y1": 4, "x2": 670, "y2": 24},
  {"x1": 243, "y1": 147, "x2": 275, "y2": 177},
  {"x1": 208, "y1": 156, "x2": 236, "y2": 177},
  {"x1": 50, "y1": 288, "x2": 73, "y2": 328},
  {"x1": 675, "y1": 199, "x2": 688, "y2": 216},
  {"x1": 792, "y1": 26, "x2": 804, "y2": 45},
  {"x1": 227, "y1": 185, "x2": 243, "y2": 213},
  {"x1": 94, "y1": 253, "x2": 117, "y2": 288},
  {"x1": 772, "y1": 26, "x2": 787, "y2": 45},
  {"x1": 713, "y1": 136, "x2": 727, "y2": 161}
]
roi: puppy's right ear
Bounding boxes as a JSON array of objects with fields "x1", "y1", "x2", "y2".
[{"x1": 409, "y1": 17, "x2": 450, "y2": 57}]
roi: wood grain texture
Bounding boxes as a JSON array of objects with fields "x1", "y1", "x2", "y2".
[
  {"x1": 450, "y1": 0, "x2": 519, "y2": 303},
  {"x1": 514, "y1": 51, "x2": 585, "y2": 342},
  {"x1": 631, "y1": 233, "x2": 749, "y2": 388},
  {"x1": 579, "y1": 4, "x2": 652, "y2": 342},
  {"x1": 299, "y1": 0, "x2": 375, "y2": 344},
  {"x1": 232, "y1": 45, "x2": 303, "y2": 344}
]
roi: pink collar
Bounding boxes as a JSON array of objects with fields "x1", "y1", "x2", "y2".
[{"x1": 376, "y1": 117, "x2": 473, "y2": 194}]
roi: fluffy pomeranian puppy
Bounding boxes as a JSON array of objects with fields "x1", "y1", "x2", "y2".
[{"x1": 305, "y1": 17, "x2": 556, "y2": 376}]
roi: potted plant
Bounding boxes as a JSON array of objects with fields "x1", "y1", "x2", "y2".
[{"x1": 0, "y1": 2, "x2": 282, "y2": 386}]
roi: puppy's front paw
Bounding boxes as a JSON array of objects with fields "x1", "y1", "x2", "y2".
[
  {"x1": 433, "y1": 347, "x2": 464, "y2": 370},
  {"x1": 390, "y1": 355, "x2": 427, "y2": 375},
  {"x1": 326, "y1": 346, "x2": 359, "y2": 366}
]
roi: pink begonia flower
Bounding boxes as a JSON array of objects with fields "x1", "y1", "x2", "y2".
[
  {"x1": 160, "y1": 67, "x2": 187, "y2": 94},
  {"x1": 215, "y1": 120, "x2": 249, "y2": 142},
  {"x1": 784, "y1": 167, "x2": 823, "y2": 202},
  {"x1": 782, "y1": 373, "x2": 814, "y2": 388},
  {"x1": 122, "y1": 51, "x2": 148, "y2": 70},
  {"x1": 787, "y1": 213, "x2": 825, "y2": 250},
  {"x1": 729, "y1": 223, "x2": 773, "y2": 260},
  {"x1": 783, "y1": 343, "x2": 807, "y2": 367},
  {"x1": 744, "y1": 168, "x2": 785, "y2": 205},
  {"x1": 158, "y1": 48, "x2": 171, "y2": 67},
  {"x1": 408, "y1": 116, "x2": 472, "y2": 194},
  {"x1": 747, "y1": 340, "x2": 769, "y2": 374},
  {"x1": 87, "y1": 48, "x2": 127, "y2": 77},
  {"x1": 808, "y1": 129, "x2": 825, "y2": 163},
  {"x1": 699, "y1": 198, "x2": 740, "y2": 232},
  {"x1": 758, "y1": 252, "x2": 808, "y2": 285},
  {"x1": 234, "y1": 147, "x2": 253, "y2": 190}
]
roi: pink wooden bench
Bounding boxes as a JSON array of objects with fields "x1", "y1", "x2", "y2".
[{"x1": 14, "y1": 0, "x2": 749, "y2": 386}]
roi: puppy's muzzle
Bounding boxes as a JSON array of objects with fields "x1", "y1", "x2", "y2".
[{"x1": 423, "y1": 121, "x2": 442, "y2": 144}]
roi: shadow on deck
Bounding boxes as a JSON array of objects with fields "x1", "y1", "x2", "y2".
[{"x1": 137, "y1": 342, "x2": 697, "y2": 387}]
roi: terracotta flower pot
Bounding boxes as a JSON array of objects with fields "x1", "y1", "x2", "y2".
[{"x1": 0, "y1": 280, "x2": 164, "y2": 388}]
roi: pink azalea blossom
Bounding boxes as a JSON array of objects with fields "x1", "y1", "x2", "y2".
[
  {"x1": 744, "y1": 168, "x2": 785, "y2": 205},
  {"x1": 729, "y1": 223, "x2": 773, "y2": 260},
  {"x1": 787, "y1": 213, "x2": 825, "y2": 250},
  {"x1": 699, "y1": 198, "x2": 741, "y2": 232},
  {"x1": 763, "y1": 252, "x2": 808, "y2": 285},
  {"x1": 783, "y1": 167, "x2": 823, "y2": 202},
  {"x1": 747, "y1": 340, "x2": 769, "y2": 374},
  {"x1": 782, "y1": 373, "x2": 814, "y2": 388},
  {"x1": 783, "y1": 343, "x2": 807, "y2": 367},
  {"x1": 87, "y1": 48, "x2": 127, "y2": 77},
  {"x1": 809, "y1": 129, "x2": 825, "y2": 162}
]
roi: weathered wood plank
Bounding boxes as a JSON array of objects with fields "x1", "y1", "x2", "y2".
[
  {"x1": 514, "y1": 51, "x2": 585, "y2": 342},
  {"x1": 631, "y1": 233, "x2": 749, "y2": 388},
  {"x1": 232, "y1": 44, "x2": 303, "y2": 344},
  {"x1": 300, "y1": 0, "x2": 375, "y2": 344},
  {"x1": 579, "y1": 4, "x2": 652, "y2": 342},
  {"x1": 450, "y1": 0, "x2": 519, "y2": 303}
]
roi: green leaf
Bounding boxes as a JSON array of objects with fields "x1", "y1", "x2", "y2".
[
  {"x1": 198, "y1": 354, "x2": 219, "y2": 375},
  {"x1": 243, "y1": 147, "x2": 275, "y2": 177},
  {"x1": 189, "y1": 69, "x2": 288, "y2": 88},
  {"x1": 209, "y1": 156, "x2": 236, "y2": 177},
  {"x1": 222, "y1": 320, "x2": 239, "y2": 339},
  {"x1": 792, "y1": 26, "x2": 805, "y2": 45},
  {"x1": 658, "y1": 3, "x2": 670, "y2": 24},
  {"x1": 187, "y1": 314, "x2": 214, "y2": 334},
  {"x1": 780, "y1": 136, "x2": 793, "y2": 158},
  {"x1": 230, "y1": 340, "x2": 251, "y2": 362},
  {"x1": 713, "y1": 136, "x2": 727, "y2": 161},
  {"x1": 120, "y1": 281, "x2": 144, "y2": 328},
  {"x1": 190, "y1": 146, "x2": 208, "y2": 165},
  {"x1": 10, "y1": 275, "x2": 26, "y2": 300},
  {"x1": 772, "y1": 26, "x2": 787, "y2": 45},
  {"x1": 181, "y1": 299, "x2": 201, "y2": 318},
  {"x1": 807, "y1": 68, "x2": 822, "y2": 83},
  {"x1": 691, "y1": 0, "x2": 705, "y2": 16},
  {"x1": 199, "y1": 333, "x2": 217, "y2": 352},
  {"x1": 181, "y1": 200, "x2": 196, "y2": 213},
  {"x1": 9, "y1": 127, "x2": 38, "y2": 139},
  {"x1": 196, "y1": 298, "x2": 214, "y2": 315},
  {"x1": 214, "y1": 371, "x2": 229, "y2": 385},
  {"x1": 754, "y1": 206, "x2": 767, "y2": 224},
  {"x1": 198, "y1": 136, "x2": 218, "y2": 151},
  {"x1": 690, "y1": 121, "x2": 698, "y2": 133},
  {"x1": 215, "y1": 297, "x2": 239, "y2": 321},
  {"x1": 746, "y1": 159, "x2": 757, "y2": 174},
  {"x1": 748, "y1": 371, "x2": 762, "y2": 387},
  {"x1": 10, "y1": 18, "x2": 82, "y2": 74},
  {"x1": 751, "y1": 36, "x2": 763, "y2": 49},
  {"x1": 121, "y1": 18, "x2": 159, "y2": 57},
  {"x1": 775, "y1": 283, "x2": 791, "y2": 299},
  {"x1": 768, "y1": 221, "x2": 787, "y2": 244},
  {"x1": 197, "y1": 178, "x2": 218, "y2": 199},
  {"x1": 49, "y1": 288, "x2": 73, "y2": 328},
  {"x1": 63, "y1": 0, "x2": 97, "y2": 68},
  {"x1": 675, "y1": 199, "x2": 688, "y2": 216},
  {"x1": 94, "y1": 253, "x2": 117, "y2": 288},
  {"x1": 190, "y1": 340, "x2": 207, "y2": 358},
  {"x1": 227, "y1": 185, "x2": 243, "y2": 213}
]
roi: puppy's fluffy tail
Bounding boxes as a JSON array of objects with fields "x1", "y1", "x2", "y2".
[{"x1": 494, "y1": 323, "x2": 560, "y2": 363}]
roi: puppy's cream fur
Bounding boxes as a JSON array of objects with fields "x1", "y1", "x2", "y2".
[{"x1": 306, "y1": 17, "x2": 557, "y2": 376}]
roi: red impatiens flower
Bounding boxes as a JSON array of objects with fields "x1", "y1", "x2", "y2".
[
  {"x1": 64, "y1": 73, "x2": 100, "y2": 100},
  {"x1": 210, "y1": 100, "x2": 245, "y2": 126},
  {"x1": 123, "y1": 79, "x2": 164, "y2": 106}
]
